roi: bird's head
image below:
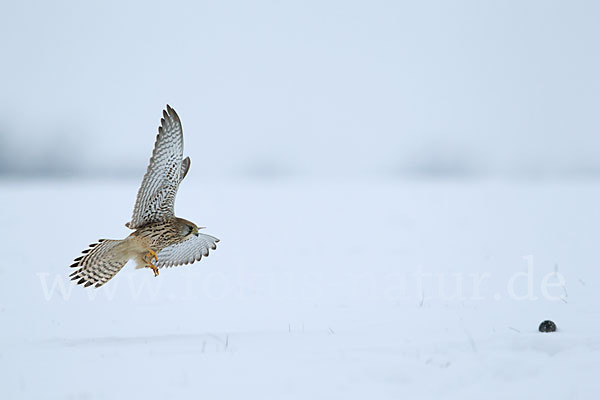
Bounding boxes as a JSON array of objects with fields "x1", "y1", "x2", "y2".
[{"x1": 177, "y1": 218, "x2": 203, "y2": 237}]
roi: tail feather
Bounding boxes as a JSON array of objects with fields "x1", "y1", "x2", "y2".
[{"x1": 70, "y1": 239, "x2": 129, "y2": 288}]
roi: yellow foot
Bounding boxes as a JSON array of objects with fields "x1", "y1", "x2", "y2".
[
  {"x1": 144, "y1": 249, "x2": 158, "y2": 262},
  {"x1": 146, "y1": 263, "x2": 159, "y2": 277},
  {"x1": 143, "y1": 249, "x2": 159, "y2": 277}
]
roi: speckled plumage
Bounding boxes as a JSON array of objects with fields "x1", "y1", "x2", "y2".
[{"x1": 70, "y1": 105, "x2": 219, "y2": 288}]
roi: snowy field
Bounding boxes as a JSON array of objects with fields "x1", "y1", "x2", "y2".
[{"x1": 1, "y1": 177, "x2": 599, "y2": 399}]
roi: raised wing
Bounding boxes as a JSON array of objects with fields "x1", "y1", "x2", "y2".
[
  {"x1": 156, "y1": 233, "x2": 219, "y2": 268},
  {"x1": 127, "y1": 105, "x2": 186, "y2": 229}
]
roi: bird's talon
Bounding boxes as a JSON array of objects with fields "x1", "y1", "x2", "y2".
[
  {"x1": 147, "y1": 249, "x2": 158, "y2": 262},
  {"x1": 143, "y1": 249, "x2": 159, "y2": 263},
  {"x1": 146, "y1": 263, "x2": 159, "y2": 277}
]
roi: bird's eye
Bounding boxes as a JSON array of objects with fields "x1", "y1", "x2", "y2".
[{"x1": 187, "y1": 225, "x2": 194, "y2": 235}]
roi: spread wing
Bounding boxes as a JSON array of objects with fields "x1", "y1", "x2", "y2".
[
  {"x1": 127, "y1": 105, "x2": 189, "y2": 229},
  {"x1": 155, "y1": 233, "x2": 220, "y2": 268}
]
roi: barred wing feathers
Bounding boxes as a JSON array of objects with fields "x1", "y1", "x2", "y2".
[
  {"x1": 127, "y1": 105, "x2": 186, "y2": 229},
  {"x1": 156, "y1": 233, "x2": 219, "y2": 268}
]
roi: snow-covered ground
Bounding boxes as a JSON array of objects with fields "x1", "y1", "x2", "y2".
[{"x1": 1, "y1": 177, "x2": 599, "y2": 399}]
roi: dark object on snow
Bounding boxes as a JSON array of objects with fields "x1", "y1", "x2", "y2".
[{"x1": 539, "y1": 320, "x2": 557, "y2": 333}]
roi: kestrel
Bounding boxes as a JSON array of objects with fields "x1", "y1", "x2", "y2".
[{"x1": 69, "y1": 105, "x2": 219, "y2": 288}]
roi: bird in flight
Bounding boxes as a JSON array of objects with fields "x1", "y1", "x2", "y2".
[{"x1": 69, "y1": 105, "x2": 219, "y2": 288}]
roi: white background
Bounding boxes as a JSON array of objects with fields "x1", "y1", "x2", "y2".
[{"x1": 1, "y1": 1, "x2": 599, "y2": 399}]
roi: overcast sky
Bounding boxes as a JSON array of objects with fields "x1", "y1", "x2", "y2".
[{"x1": 1, "y1": 0, "x2": 599, "y2": 179}]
